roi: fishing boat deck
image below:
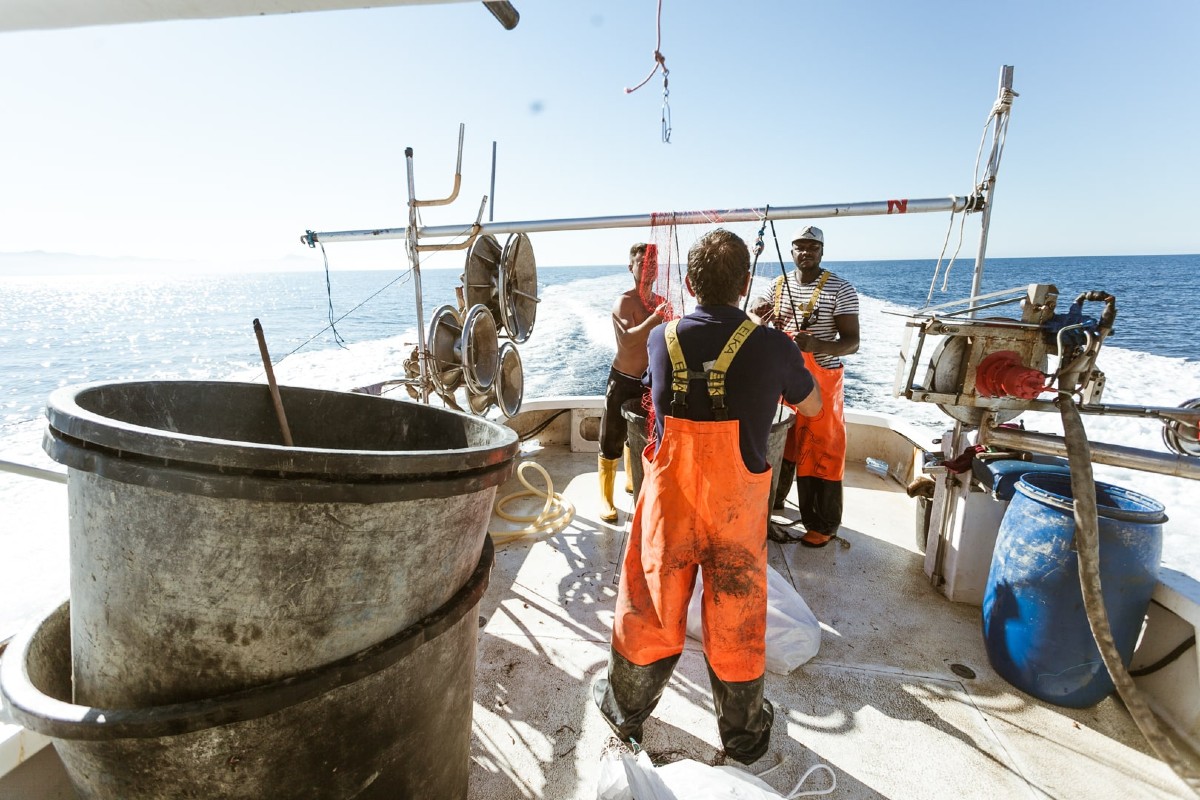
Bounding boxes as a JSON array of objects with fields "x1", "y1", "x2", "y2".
[
  {"x1": 472, "y1": 441, "x2": 1192, "y2": 799},
  {"x1": 1, "y1": 425, "x2": 1194, "y2": 798}
]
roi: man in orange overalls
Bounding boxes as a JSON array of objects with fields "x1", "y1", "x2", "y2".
[
  {"x1": 594, "y1": 229, "x2": 821, "y2": 763},
  {"x1": 750, "y1": 226, "x2": 859, "y2": 548}
]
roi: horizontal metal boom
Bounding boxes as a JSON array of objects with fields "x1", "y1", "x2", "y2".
[
  {"x1": 984, "y1": 427, "x2": 1200, "y2": 481},
  {"x1": 303, "y1": 196, "x2": 972, "y2": 246}
]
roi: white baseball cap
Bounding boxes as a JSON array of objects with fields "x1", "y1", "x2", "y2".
[{"x1": 792, "y1": 225, "x2": 824, "y2": 245}]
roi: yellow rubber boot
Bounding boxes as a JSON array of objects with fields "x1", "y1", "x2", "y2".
[
  {"x1": 598, "y1": 455, "x2": 620, "y2": 523},
  {"x1": 623, "y1": 444, "x2": 635, "y2": 494}
]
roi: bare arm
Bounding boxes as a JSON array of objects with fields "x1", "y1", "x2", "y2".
[
  {"x1": 792, "y1": 383, "x2": 823, "y2": 417},
  {"x1": 612, "y1": 295, "x2": 663, "y2": 350},
  {"x1": 747, "y1": 293, "x2": 773, "y2": 326},
  {"x1": 795, "y1": 314, "x2": 860, "y2": 357}
]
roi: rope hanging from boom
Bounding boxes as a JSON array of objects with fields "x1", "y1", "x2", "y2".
[
  {"x1": 742, "y1": 206, "x2": 770, "y2": 311},
  {"x1": 923, "y1": 78, "x2": 1018, "y2": 305},
  {"x1": 624, "y1": 0, "x2": 672, "y2": 143}
]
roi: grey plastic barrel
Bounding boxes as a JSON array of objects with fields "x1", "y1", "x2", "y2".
[
  {"x1": 41, "y1": 380, "x2": 517, "y2": 708},
  {"x1": 622, "y1": 400, "x2": 795, "y2": 509},
  {"x1": 0, "y1": 539, "x2": 494, "y2": 799}
]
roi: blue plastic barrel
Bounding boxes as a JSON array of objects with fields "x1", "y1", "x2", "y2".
[{"x1": 982, "y1": 472, "x2": 1166, "y2": 708}]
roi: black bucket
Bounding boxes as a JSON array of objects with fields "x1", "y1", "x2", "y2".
[
  {"x1": 41, "y1": 380, "x2": 516, "y2": 708},
  {"x1": 0, "y1": 539, "x2": 494, "y2": 799}
]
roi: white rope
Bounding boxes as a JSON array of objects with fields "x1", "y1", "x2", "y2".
[
  {"x1": 785, "y1": 763, "x2": 837, "y2": 798},
  {"x1": 925, "y1": 202, "x2": 958, "y2": 307},
  {"x1": 938, "y1": 209, "x2": 970, "y2": 292},
  {"x1": 926, "y1": 86, "x2": 1016, "y2": 304},
  {"x1": 753, "y1": 754, "x2": 837, "y2": 798}
]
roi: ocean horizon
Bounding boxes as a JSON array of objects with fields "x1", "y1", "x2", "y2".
[
  {"x1": 2, "y1": 252, "x2": 1198, "y2": 598},
  {"x1": 2, "y1": 249, "x2": 1198, "y2": 278}
]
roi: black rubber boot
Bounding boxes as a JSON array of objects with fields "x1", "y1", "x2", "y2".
[
  {"x1": 706, "y1": 659, "x2": 774, "y2": 764},
  {"x1": 773, "y1": 459, "x2": 797, "y2": 510},
  {"x1": 593, "y1": 648, "x2": 680, "y2": 744}
]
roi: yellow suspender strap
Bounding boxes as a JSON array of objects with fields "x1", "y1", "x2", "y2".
[
  {"x1": 773, "y1": 271, "x2": 832, "y2": 328},
  {"x1": 707, "y1": 320, "x2": 757, "y2": 417},
  {"x1": 663, "y1": 319, "x2": 758, "y2": 419},
  {"x1": 664, "y1": 320, "x2": 690, "y2": 403}
]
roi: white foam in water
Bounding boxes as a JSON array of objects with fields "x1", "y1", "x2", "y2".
[{"x1": 1, "y1": 266, "x2": 1197, "y2": 582}]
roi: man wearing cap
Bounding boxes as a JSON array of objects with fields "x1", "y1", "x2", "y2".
[{"x1": 749, "y1": 226, "x2": 859, "y2": 548}]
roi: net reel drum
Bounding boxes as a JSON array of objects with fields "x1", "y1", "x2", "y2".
[
  {"x1": 461, "y1": 232, "x2": 538, "y2": 343},
  {"x1": 427, "y1": 302, "x2": 500, "y2": 398},
  {"x1": 460, "y1": 304, "x2": 500, "y2": 396},
  {"x1": 427, "y1": 305, "x2": 466, "y2": 395},
  {"x1": 464, "y1": 235, "x2": 504, "y2": 322},
  {"x1": 467, "y1": 342, "x2": 524, "y2": 418},
  {"x1": 498, "y1": 232, "x2": 538, "y2": 343}
]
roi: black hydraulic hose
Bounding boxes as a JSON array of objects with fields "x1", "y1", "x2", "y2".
[
  {"x1": 1059, "y1": 392, "x2": 1200, "y2": 795},
  {"x1": 1130, "y1": 633, "x2": 1197, "y2": 678}
]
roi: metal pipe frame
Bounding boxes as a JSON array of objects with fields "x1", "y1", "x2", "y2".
[
  {"x1": 403, "y1": 147, "x2": 431, "y2": 404},
  {"x1": 0, "y1": 458, "x2": 67, "y2": 484},
  {"x1": 301, "y1": 196, "x2": 972, "y2": 247},
  {"x1": 983, "y1": 426, "x2": 1200, "y2": 481},
  {"x1": 412, "y1": 124, "x2": 465, "y2": 208},
  {"x1": 968, "y1": 65, "x2": 1016, "y2": 316}
]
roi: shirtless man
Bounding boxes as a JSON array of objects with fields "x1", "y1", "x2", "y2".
[{"x1": 598, "y1": 243, "x2": 667, "y2": 523}]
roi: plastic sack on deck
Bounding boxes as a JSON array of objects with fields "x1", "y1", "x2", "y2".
[
  {"x1": 686, "y1": 564, "x2": 821, "y2": 674},
  {"x1": 596, "y1": 750, "x2": 788, "y2": 800}
]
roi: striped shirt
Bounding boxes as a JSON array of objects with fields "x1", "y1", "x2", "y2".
[{"x1": 751, "y1": 270, "x2": 859, "y2": 369}]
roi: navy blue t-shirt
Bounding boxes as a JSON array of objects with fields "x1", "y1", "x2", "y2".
[{"x1": 644, "y1": 305, "x2": 816, "y2": 472}]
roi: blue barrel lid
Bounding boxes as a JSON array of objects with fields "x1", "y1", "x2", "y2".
[
  {"x1": 1014, "y1": 471, "x2": 1168, "y2": 524},
  {"x1": 974, "y1": 457, "x2": 1071, "y2": 502}
]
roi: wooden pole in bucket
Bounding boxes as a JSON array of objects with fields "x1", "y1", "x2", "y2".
[{"x1": 253, "y1": 318, "x2": 294, "y2": 447}]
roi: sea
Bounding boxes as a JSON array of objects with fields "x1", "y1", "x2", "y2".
[{"x1": 2, "y1": 252, "x2": 1198, "y2": 603}]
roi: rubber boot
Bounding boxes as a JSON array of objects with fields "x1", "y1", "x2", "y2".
[
  {"x1": 706, "y1": 658, "x2": 774, "y2": 765},
  {"x1": 593, "y1": 648, "x2": 680, "y2": 744},
  {"x1": 773, "y1": 458, "x2": 796, "y2": 510},
  {"x1": 623, "y1": 444, "x2": 635, "y2": 494},
  {"x1": 599, "y1": 455, "x2": 620, "y2": 523}
]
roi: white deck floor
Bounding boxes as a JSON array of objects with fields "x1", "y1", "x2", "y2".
[
  {"x1": 471, "y1": 444, "x2": 1194, "y2": 799},
  {"x1": 1, "y1": 445, "x2": 1194, "y2": 798}
]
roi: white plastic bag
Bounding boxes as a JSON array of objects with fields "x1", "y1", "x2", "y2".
[
  {"x1": 596, "y1": 750, "x2": 783, "y2": 800},
  {"x1": 685, "y1": 564, "x2": 821, "y2": 674}
]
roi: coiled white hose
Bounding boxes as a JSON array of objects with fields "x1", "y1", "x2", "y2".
[{"x1": 489, "y1": 460, "x2": 576, "y2": 545}]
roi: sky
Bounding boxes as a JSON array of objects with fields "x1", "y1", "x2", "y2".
[{"x1": 0, "y1": 0, "x2": 1197, "y2": 273}]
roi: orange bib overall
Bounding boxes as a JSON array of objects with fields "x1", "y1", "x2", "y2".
[
  {"x1": 783, "y1": 350, "x2": 846, "y2": 481},
  {"x1": 612, "y1": 320, "x2": 771, "y2": 683}
]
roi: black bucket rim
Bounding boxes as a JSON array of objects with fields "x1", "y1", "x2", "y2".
[
  {"x1": 45, "y1": 380, "x2": 519, "y2": 479},
  {"x1": 1014, "y1": 471, "x2": 1168, "y2": 524},
  {"x1": 0, "y1": 538, "x2": 493, "y2": 741}
]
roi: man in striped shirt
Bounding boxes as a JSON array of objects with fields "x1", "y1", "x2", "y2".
[{"x1": 749, "y1": 226, "x2": 859, "y2": 547}]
